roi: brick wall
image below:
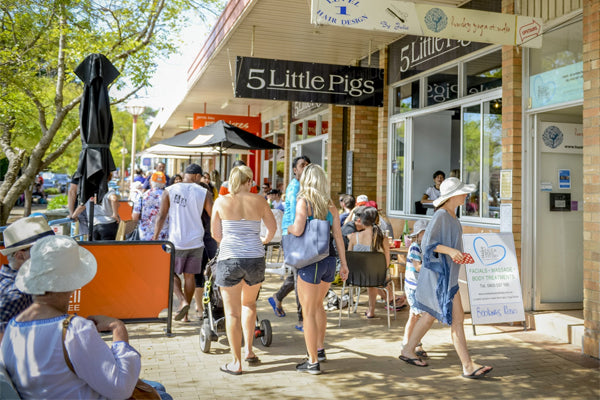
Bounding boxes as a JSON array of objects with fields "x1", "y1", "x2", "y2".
[
  {"x1": 583, "y1": 0, "x2": 600, "y2": 359},
  {"x1": 350, "y1": 106, "x2": 379, "y2": 201},
  {"x1": 377, "y1": 47, "x2": 389, "y2": 212},
  {"x1": 328, "y1": 105, "x2": 345, "y2": 198},
  {"x1": 502, "y1": 0, "x2": 523, "y2": 268}
]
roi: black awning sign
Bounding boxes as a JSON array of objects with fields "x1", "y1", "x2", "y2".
[{"x1": 235, "y1": 56, "x2": 383, "y2": 107}]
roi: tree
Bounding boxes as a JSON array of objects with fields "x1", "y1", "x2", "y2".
[{"x1": 0, "y1": 0, "x2": 222, "y2": 224}]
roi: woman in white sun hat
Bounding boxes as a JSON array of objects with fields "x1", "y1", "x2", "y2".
[
  {"x1": 0, "y1": 235, "x2": 171, "y2": 399},
  {"x1": 399, "y1": 177, "x2": 493, "y2": 379}
]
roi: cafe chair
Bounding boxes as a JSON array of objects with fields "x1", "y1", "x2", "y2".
[{"x1": 338, "y1": 251, "x2": 396, "y2": 329}]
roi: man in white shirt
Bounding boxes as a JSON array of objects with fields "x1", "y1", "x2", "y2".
[{"x1": 154, "y1": 163, "x2": 213, "y2": 321}]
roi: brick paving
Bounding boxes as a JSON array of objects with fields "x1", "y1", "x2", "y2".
[{"x1": 121, "y1": 275, "x2": 600, "y2": 400}]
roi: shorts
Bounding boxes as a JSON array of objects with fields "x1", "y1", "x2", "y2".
[
  {"x1": 405, "y1": 286, "x2": 423, "y2": 315},
  {"x1": 297, "y1": 256, "x2": 336, "y2": 284},
  {"x1": 215, "y1": 257, "x2": 265, "y2": 287},
  {"x1": 174, "y1": 247, "x2": 204, "y2": 275}
]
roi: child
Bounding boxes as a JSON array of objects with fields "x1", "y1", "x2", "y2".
[
  {"x1": 402, "y1": 220, "x2": 429, "y2": 358},
  {"x1": 347, "y1": 207, "x2": 392, "y2": 318}
]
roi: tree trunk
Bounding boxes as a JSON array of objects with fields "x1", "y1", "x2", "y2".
[{"x1": 24, "y1": 186, "x2": 32, "y2": 218}]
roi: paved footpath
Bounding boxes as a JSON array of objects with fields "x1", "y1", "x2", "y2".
[{"x1": 122, "y1": 276, "x2": 599, "y2": 400}]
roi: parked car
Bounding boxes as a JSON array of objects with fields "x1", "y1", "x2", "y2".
[{"x1": 54, "y1": 173, "x2": 70, "y2": 193}]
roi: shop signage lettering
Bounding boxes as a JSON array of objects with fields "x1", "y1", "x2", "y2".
[
  {"x1": 236, "y1": 56, "x2": 383, "y2": 107},
  {"x1": 292, "y1": 102, "x2": 326, "y2": 120},
  {"x1": 311, "y1": 0, "x2": 542, "y2": 48},
  {"x1": 389, "y1": 35, "x2": 488, "y2": 82}
]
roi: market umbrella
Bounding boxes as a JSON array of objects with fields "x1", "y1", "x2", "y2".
[
  {"x1": 157, "y1": 120, "x2": 281, "y2": 176},
  {"x1": 73, "y1": 53, "x2": 120, "y2": 240}
]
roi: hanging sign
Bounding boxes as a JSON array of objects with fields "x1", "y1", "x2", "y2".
[
  {"x1": 193, "y1": 113, "x2": 261, "y2": 134},
  {"x1": 311, "y1": 0, "x2": 542, "y2": 48},
  {"x1": 463, "y1": 233, "x2": 525, "y2": 325},
  {"x1": 235, "y1": 57, "x2": 384, "y2": 107}
]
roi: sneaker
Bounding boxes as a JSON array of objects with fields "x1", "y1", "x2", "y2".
[
  {"x1": 317, "y1": 348, "x2": 327, "y2": 362},
  {"x1": 296, "y1": 360, "x2": 321, "y2": 375}
]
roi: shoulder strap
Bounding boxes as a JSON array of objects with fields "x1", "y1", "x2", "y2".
[{"x1": 62, "y1": 315, "x2": 76, "y2": 374}]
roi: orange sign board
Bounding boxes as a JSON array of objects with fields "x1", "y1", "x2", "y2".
[
  {"x1": 74, "y1": 242, "x2": 173, "y2": 320},
  {"x1": 193, "y1": 113, "x2": 262, "y2": 134}
]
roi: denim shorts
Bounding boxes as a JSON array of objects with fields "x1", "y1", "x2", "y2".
[
  {"x1": 215, "y1": 257, "x2": 266, "y2": 287},
  {"x1": 297, "y1": 256, "x2": 336, "y2": 284},
  {"x1": 405, "y1": 286, "x2": 423, "y2": 315},
  {"x1": 174, "y1": 247, "x2": 204, "y2": 275}
]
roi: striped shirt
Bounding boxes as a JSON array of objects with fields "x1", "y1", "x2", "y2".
[{"x1": 217, "y1": 220, "x2": 264, "y2": 261}]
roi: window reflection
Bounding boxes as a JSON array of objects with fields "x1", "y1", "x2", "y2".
[
  {"x1": 466, "y1": 51, "x2": 502, "y2": 95},
  {"x1": 427, "y1": 66, "x2": 458, "y2": 106}
]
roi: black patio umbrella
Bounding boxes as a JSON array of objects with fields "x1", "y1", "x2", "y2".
[
  {"x1": 157, "y1": 120, "x2": 282, "y2": 176},
  {"x1": 73, "y1": 54, "x2": 120, "y2": 240}
]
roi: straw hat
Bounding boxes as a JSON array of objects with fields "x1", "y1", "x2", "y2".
[
  {"x1": 15, "y1": 235, "x2": 97, "y2": 295},
  {"x1": 432, "y1": 177, "x2": 476, "y2": 207},
  {"x1": 1, "y1": 216, "x2": 54, "y2": 255}
]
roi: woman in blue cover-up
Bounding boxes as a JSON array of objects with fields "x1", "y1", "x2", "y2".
[{"x1": 398, "y1": 178, "x2": 493, "y2": 379}]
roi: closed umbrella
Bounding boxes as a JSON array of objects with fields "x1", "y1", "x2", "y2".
[
  {"x1": 157, "y1": 120, "x2": 281, "y2": 176},
  {"x1": 73, "y1": 54, "x2": 120, "y2": 240}
]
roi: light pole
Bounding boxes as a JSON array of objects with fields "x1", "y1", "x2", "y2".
[
  {"x1": 120, "y1": 147, "x2": 128, "y2": 194},
  {"x1": 125, "y1": 102, "x2": 145, "y2": 188}
]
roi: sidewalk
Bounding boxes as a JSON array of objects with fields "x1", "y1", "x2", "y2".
[{"x1": 123, "y1": 275, "x2": 599, "y2": 400}]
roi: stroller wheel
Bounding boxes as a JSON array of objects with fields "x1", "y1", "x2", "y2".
[
  {"x1": 200, "y1": 319, "x2": 212, "y2": 353},
  {"x1": 259, "y1": 319, "x2": 272, "y2": 347}
]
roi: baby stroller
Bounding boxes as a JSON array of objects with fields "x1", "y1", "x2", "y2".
[{"x1": 199, "y1": 255, "x2": 273, "y2": 353}]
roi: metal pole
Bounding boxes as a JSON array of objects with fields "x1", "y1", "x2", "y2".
[{"x1": 129, "y1": 115, "x2": 138, "y2": 187}]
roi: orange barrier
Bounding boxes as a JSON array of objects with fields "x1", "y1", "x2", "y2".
[
  {"x1": 76, "y1": 241, "x2": 174, "y2": 334},
  {"x1": 118, "y1": 200, "x2": 134, "y2": 221}
]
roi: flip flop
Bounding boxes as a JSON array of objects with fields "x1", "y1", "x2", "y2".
[
  {"x1": 364, "y1": 312, "x2": 376, "y2": 319},
  {"x1": 245, "y1": 356, "x2": 260, "y2": 364},
  {"x1": 220, "y1": 364, "x2": 242, "y2": 376},
  {"x1": 294, "y1": 324, "x2": 304, "y2": 332},
  {"x1": 268, "y1": 297, "x2": 286, "y2": 317},
  {"x1": 174, "y1": 304, "x2": 190, "y2": 321},
  {"x1": 415, "y1": 350, "x2": 429, "y2": 359},
  {"x1": 398, "y1": 355, "x2": 428, "y2": 367},
  {"x1": 462, "y1": 366, "x2": 493, "y2": 379}
]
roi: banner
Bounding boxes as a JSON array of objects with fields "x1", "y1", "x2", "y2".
[
  {"x1": 463, "y1": 233, "x2": 525, "y2": 325},
  {"x1": 235, "y1": 56, "x2": 384, "y2": 107},
  {"x1": 311, "y1": 0, "x2": 542, "y2": 48},
  {"x1": 193, "y1": 113, "x2": 261, "y2": 134}
]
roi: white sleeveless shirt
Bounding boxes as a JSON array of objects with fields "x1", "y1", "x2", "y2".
[{"x1": 166, "y1": 183, "x2": 207, "y2": 249}]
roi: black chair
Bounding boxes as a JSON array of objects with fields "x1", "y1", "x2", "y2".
[
  {"x1": 414, "y1": 200, "x2": 427, "y2": 215},
  {"x1": 338, "y1": 251, "x2": 396, "y2": 329}
]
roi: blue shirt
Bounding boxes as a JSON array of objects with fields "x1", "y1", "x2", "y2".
[
  {"x1": 282, "y1": 178, "x2": 300, "y2": 235},
  {"x1": 0, "y1": 264, "x2": 32, "y2": 333}
]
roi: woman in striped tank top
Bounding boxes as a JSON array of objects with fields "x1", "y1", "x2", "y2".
[{"x1": 211, "y1": 165, "x2": 277, "y2": 375}]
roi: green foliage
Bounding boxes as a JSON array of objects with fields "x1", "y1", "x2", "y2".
[
  {"x1": 45, "y1": 187, "x2": 60, "y2": 195},
  {"x1": 47, "y1": 194, "x2": 68, "y2": 210},
  {"x1": 0, "y1": 0, "x2": 224, "y2": 223}
]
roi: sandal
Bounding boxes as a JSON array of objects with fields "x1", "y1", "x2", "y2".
[{"x1": 268, "y1": 297, "x2": 286, "y2": 317}]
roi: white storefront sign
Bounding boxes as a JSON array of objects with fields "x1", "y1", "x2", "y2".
[
  {"x1": 463, "y1": 233, "x2": 525, "y2": 325},
  {"x1": 311, "y1": 0, "x2": 542, "y2": 48},
  {"x1": 539, "y1": 122, "x2": 583, "y2": 155}
]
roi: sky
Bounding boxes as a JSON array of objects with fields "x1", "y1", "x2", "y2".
[{"x1": 139, "y1": 14, "x2": 219, "y2": 111}]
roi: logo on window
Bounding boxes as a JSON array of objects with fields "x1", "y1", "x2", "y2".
[
  {"x1": 542, "y1": 125, "x2": 563, "y2": 149},
  {"x1": 424, "y1": 8, "x2": 447, "y2": 33}
]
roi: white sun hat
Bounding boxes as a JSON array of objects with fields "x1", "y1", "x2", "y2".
[
  {"x1": 410, "y1": 220, "x2": 429, "y2": 237},
  {"x1": 1, "y1": 216, "x2": 55, "y2": 255},
  {"x1": 432, "y1": 177, "x2": 476, "y2": 208},
  {"x1": 15, "y1": 235, "x2": 97, "y2": 295}
]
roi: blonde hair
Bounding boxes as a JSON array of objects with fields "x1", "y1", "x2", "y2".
[
  {"x1": 228, "y1": 166, "x2": 253, "y2": 194},
  {"x1": 297, "y1": 164, "x2": 330, "y2": 220}
]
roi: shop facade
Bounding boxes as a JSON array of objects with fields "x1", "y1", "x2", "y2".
[{"x1": 150, "y1": 0, "x2": 599, "y2": 358}]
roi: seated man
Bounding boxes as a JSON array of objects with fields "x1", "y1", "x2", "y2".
[{"x1": 0, "y1": 216, "x2": 55, "y2": 342}]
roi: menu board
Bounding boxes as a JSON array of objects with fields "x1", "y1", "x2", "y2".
[{"x1": 463, "y1": 233, "x2": 525, "y2": 325}]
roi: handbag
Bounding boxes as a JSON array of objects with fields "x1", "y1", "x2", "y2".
[
  {"x1": 126, "y1": 224, "x2": 140, "y2": 241},
  {"x1": 282, "y1": 200, "x2": 330, "y2": 269},
  {"x1": 62, "y1": 315, "x2": 160, "y2": 400}
]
